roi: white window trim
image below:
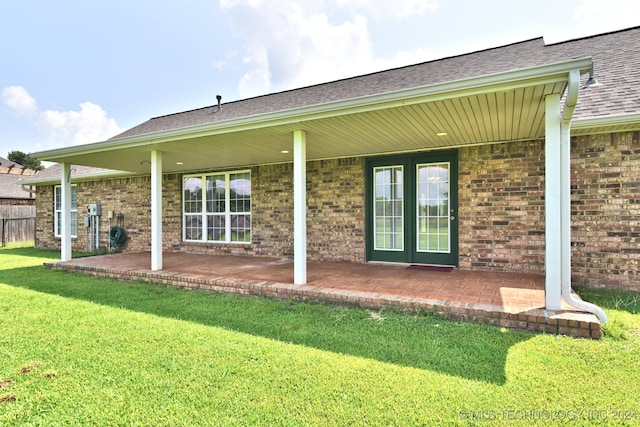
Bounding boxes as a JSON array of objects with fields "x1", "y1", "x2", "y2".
[
  {"x1": 54, "y1": 184, "x2": 78, "y2": 238},
  {"x1": 182, "y1": 170, "x2": 251, "y2": 244}
]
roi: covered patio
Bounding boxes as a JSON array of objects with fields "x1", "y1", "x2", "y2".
[
  {"x1": 45, "y1": 251, "x2": 601, "y2": 338},
  {"x1": 31, "y1": 47, "x2": 611, "y2": 339}
]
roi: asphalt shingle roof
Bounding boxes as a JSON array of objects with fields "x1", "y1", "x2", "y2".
[
  {"x1": 111, "y1": 26, "x2": 640, "y2": 141},
  {"x1": 0, "y1": 156, "x2": 23, "y2": 169},
  {"x1": 0, "y1": 174, "x2": 33, "y2": 199},
  {"x1": 25, "y1": 164, "x2": 115, "y2": 182},
  {"x1": 545, "y1": 27, "x2": 640, "y2": 118},
  {"x1": 0, "y1": 157, "x2": 37, "y2": 199}
]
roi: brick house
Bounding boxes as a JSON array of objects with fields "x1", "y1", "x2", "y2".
[{"x1": 27, "y1": 27, "x2": 640, "y2": 321}]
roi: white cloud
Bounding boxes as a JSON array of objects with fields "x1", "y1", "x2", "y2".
[
  {"x1": 372, "y1": 48, "x2": 437, "y2": 71},
  {"x1": 40, "y1": 102, "x2": 123, "y2": 146},
  {"x1": 573, "y1": 0, "x2": 640, "y2": 32},
  {"x1": 333, "y1": 0, "x2": 438, "y2": 21},
  {"x1": 2, "y1": 86, "x2": 38, "y2": 117},
  {"x1": 219, "y1": 0, "x2": 440, "y2": 98},
  {"x1": 2, "y1": 86, "x2": 123, "y2": 147}
]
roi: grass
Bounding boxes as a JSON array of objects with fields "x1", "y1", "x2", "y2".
[
  {"x1": 575, "y1": 286, "x2": 640, "y2": 341},
  {"x1": 375, "y1": 218, "x2": 450, "y2": 252},
  {"x1": 1, "y1": 246, "x2": 640, "y2": 426}
]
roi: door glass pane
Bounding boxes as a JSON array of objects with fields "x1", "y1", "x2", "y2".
[
  {"x1": 373, "y1": 166, "x2": 403, "y2": 251},
  {"x1": 417, "y1": 163, "x2": 450, "y2": 253}
]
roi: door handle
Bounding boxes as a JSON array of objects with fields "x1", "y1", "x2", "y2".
[{"x1": 450, "y1": 216, "x2": 456, "y2": 221}]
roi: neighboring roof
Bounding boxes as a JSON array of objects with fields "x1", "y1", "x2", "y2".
[
  {"x1": 112, "y1": 26, "x2": 640, "y2": 141},
  {"x1": 0, "y1": 156, "x2": 22, "y2": 169},
  {"x1": 0, "y1": 174, "x2": 34, "y2": 199},
  {"x1": 0, "y1": 157, "x2": 38, "y2": 199},
  {"x1": 21, "y1": 164, "x2": 128, "y2": 185}
]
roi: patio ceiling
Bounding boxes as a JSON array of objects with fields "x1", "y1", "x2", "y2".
[{"x1": 34, "y1": 58, "x2": 592, "y2": 175}]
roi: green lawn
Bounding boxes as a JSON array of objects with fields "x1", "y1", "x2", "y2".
[
  {"x1": 375, "y1": 218, "x2": 449, "y2": 252},
  {"x1": 1, "y1": 245, "x2": 639, "y2": 426}
]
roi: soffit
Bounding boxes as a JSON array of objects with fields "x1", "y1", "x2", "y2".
[
  {"x1": 33, "y1": 59, "x2": 590, "y2": 175},
  {"x1": 35, "y1": 84, "x2": 568, "y2": 175}
]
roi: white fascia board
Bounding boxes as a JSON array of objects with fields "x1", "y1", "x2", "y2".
[
  {"x1": 34, "y1": 58, "x2": 593, "y2": 162},
  {"x1": 23, "y1": 169, "x2": 134, "y2": 186},
  {"x1": 572, "y1": 112, "x2": 640, "y2": 129}
]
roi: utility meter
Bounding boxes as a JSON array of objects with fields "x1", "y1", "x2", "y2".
[{"x1": 88, "y1": 203, "x2": 102, "y2": 216}]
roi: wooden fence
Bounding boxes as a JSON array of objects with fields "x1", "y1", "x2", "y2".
[{"x1": 1, "y1": 205, "x2": 36, "y2": 246}]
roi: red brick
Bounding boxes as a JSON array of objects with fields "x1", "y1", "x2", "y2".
[
  {"x1": 34, "y1": 133, "x2": 640, "y2": 292},
  {"x1": 574, "y1": 328, "x2": 591, "y2": 338}
]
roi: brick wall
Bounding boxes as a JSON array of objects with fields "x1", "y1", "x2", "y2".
[
  {"x1": 34, "y1": 186, "x2": 54, "y2": 249},
  {"x1": 175, "y1": 158, "x2": 366, "y2": 261},
  {"x1": 457, "y1": 131, "x2": 640, "y2": 291},
  {"x1": 34, "y1": 131, "x2": 639, "y2": 291},
  {"x1": 458, "y1": 140, "x2": 546, "y2": 273},
  {"x1": 571, "y1": 131, "x2": 640, "y2": 290},
  {"x1": 0, "y1": 198, "x2": 35, "y2": 206},
  {"x1": 36, "y1": 177, "x2": 151, "y2": 251},
  {"x1": 306, "y1": 158, "x2": 365, "y2": 262},
  {"x1": 36, "y1": 158, "x2": 366, "y2": 263}
]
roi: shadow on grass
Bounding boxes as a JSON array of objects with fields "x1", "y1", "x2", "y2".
[
  {"x1": 0, "y1": 246, "x2": 60, "y2": 260},
  {"x1": 1, "y1": 261, "x2": 534, "y2": 385}
]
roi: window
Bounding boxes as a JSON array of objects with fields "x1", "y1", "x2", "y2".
[
  {"x1": 54, "y1": 185, "x2": 78, "y2": 237},
  {"x1": 183, "y1": 171, "x2": 251, "y2": 243}
]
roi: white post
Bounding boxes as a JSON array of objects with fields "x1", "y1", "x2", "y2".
[
  {"x1": 151, "y1": 150, "x2": 163, "y2": 270},
  {"x1": 545, "y1": 94, "x2": 562, "y2": 310},
  {"x1": 60, "y1": 162, "x2": 72, "y2": 262},
  {"x1": 293, "y1": 130, "x2": 307, "y2": 285}
]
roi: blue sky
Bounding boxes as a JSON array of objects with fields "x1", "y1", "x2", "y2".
[{"x1": 1, "y1": 0, "x2": 638, "y2": 158}]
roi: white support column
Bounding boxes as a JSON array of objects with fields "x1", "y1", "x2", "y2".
[
  {"x1": 293, "y1": 130, "x2": 307, "y2": 285},
  {"x1": 151, "y1": 150, "x2": 163, "y2": 271},
  {"x1": 60, "y1": 162, "x2": 72, "y2": 262},
  {"x1": 545, "y1": 94, "x2": 562, "y2": 310}
]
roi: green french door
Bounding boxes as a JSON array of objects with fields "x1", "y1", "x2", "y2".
[{"x1": 366, "y1": 151, "x2": 458, "y2": 266}]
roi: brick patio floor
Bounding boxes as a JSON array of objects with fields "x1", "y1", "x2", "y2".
[{"x1": 44, "y1": 251, "x2": 601, "y2": 338}]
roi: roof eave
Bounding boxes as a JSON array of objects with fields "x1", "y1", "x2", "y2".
[
  {"x1": 33, "y1": 57, "x2": 593, "y2": 163},
  {"x1": 572, "y1": 112, "x2": 640, "y2": 129},
  {"x1": 21, "y1": 169, "x2": 135, "y2": 186}
]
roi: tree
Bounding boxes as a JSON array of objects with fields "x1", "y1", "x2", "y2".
[{"x1": 7, "y1": 150, "x2": 43, "y2": 171}]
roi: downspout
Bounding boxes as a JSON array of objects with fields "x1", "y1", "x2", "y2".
[
  {"x1": 560, "y1": 69, "x2": 608, "y2": 323},
  {"x1": 20, "y1": 182, "x2": 34, "y2": 196}
]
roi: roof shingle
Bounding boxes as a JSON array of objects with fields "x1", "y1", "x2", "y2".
[
  {"x1": 0, "y1": 157, "x2": 37, "y2": 199},
  {"x1": 111, "y1": 26, "x2": 640, "y2": 141}
]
